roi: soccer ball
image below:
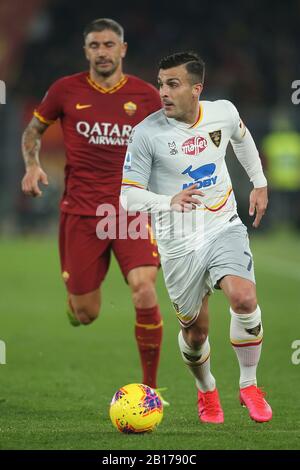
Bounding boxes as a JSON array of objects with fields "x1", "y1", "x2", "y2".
[{"x1": 109, "y1": 383, "x2": 163, "y2": 433}]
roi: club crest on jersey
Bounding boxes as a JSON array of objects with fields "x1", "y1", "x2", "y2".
[
  {"x1": 181, "y1": 136, "x2": 207, "y2": 156},
  {"x1": 123, "y1": 101, "x2": 137, "y2": 116},
  {"x1": 209, "y1": 130, "x2": 222, "y2": 147},
  {"x1": 182, "y1": 163, "x2": 217, "y2": 189}
]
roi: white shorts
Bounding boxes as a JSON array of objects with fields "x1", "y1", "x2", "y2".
[{"x1": 161, "y1": 223, "x2": 255, "y2": 327}]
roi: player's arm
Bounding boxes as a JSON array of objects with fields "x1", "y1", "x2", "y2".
[
  {"x1": 226, "y1": 101, "x2": 268, "y2": 228},
  {"x1": 21, "y1": 116, "x2": 49, "y2": 197},
  {"x1": 21, "y1": 78, "x2": 64, "y2": 197},
  {"x1": 121, "y1": 128, "x2": 203, "y2": 213}
]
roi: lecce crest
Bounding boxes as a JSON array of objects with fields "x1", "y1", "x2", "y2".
[{"x1": 209, "y1": 130, "x2": 222, "y2": 148}]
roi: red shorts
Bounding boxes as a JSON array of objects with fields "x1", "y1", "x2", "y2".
[{"x1": 59, "y1": 211, "x2": 160, "y2": 295}]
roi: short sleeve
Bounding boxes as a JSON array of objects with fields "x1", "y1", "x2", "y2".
[
  {"x1": 122, "y1": 125, "x2": 153, "y2": 190},
  {"x1": 34, "y1": 78, "x2": 66, "y2": 125}
]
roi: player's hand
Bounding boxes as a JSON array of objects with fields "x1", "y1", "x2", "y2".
[
  {"x1": 249, "y1": 186, "x2": 268, "y2": 228},
  {"x1": 21, "y1": 166, "x2": 49, "y2": 197},
  {"x1": 171, "y1": 184, "x2": 204, "y2": 212}
]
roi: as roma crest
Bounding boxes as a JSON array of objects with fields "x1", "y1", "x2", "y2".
[
  {"x1": 124, "y1": 101, "x2": 137, "y2": 116},
  {"x1": 209, "y1": 130, "x2": 222, "y2": 148}
]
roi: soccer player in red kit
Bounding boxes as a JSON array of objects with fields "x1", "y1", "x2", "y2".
[{"x1": 21, "y1": 18, "x2": 168, "y2": 401}]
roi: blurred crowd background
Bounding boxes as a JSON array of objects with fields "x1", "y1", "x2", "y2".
[{"x1": 1, "y1": 0, "x2": 300, "y2": 234}]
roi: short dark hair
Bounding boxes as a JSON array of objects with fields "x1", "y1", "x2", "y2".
[
  {"x1": 159, "y1": 51, "x2": 205, "y2": 84},
  {"x1": 83, "y1": 18, "x2": 124, "y2": 41}
]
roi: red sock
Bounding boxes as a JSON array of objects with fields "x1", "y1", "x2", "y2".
[{"x1": 135, "y1": 306, "x2": 163, "y2": 389}]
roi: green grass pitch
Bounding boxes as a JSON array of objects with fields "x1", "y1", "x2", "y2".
[{"x1": 1, "y1": 230, "x2": 300, "y2": 450}]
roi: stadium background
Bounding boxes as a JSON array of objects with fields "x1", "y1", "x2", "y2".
[{"x1": 0, "y1": 0, "x2": 299, "y2": 450}]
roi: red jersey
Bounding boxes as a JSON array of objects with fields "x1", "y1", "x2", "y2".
[{"x1": 34, "y1": 72, "x2": 161, "y2": 215}]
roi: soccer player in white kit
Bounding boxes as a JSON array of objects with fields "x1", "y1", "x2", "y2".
[{"x1": 121, "y1": 52, "x2": 272, "y2": 424}]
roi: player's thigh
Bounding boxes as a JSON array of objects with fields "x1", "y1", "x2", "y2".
[
  {"x1": 161, "y1": 251, "x2": 213, "y2": 328},
  {"x1": 59, "y1": 212, "x2": 111, "y2": 295},
  {"x1": 208, "y1": 223, "x2": 256, "y2": 290}
]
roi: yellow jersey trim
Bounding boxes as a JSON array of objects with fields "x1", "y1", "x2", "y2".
[
  {"x1": 86, "y1": 74, "x2": 128, "y2": 94},
  {"x1": 189, "y1": 103, "x2": 203, "y2": 128},
  {"x1": 33, "y1": 110, "x2": 55, "y2": 126},
  {"x1": 204, "y1": 187, "x2": 233, "y2": 212},
  {"x1": 121, "y1": 179, "x2": 145, "y2": 189}
]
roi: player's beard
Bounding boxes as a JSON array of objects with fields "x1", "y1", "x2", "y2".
[{"x1": 93, "y1": 61, "x2": 119, "y2": 78}]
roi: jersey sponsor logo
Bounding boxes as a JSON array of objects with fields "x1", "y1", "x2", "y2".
[
  {"x1": 123, "y1": 101, "x2": 137, "y2": 116},
  {"x1": 76, "y1": 103, "x2": 92, "y2": 110},
  {"x1": 209, "y1": 130, "x2": 222, "y2": 147},
  {"x1": 182, "y1": 163, "x2": 217, "y2": 189},
  {"x1": 181, "y1": 136, "x2": 207, "y2": 156},
  {"x1": 76, "y1": 121, "x2": 133, "y2": 145}
]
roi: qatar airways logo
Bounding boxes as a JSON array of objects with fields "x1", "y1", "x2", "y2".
[
  {"x1": 182, "y1": 136, "x2": 208, "y2": 156},
  {"x1": 76, "y1": 121, "x2": 132, "y2": 146}
]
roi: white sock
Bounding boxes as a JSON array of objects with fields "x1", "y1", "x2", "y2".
[
  {"x1": 178, "y1": 330, "x2": 216, "y2": 392},
  {"x1": 230, "y1": 306, "x2": 263, "y2": 389}
]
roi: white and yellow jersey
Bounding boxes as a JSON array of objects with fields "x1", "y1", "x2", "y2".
[{"x1": 121, "y1": 100, "x2": 267, "y2": 259}]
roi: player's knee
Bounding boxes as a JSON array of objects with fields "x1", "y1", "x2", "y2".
[
  {"x1": 131, "y1": 280, "x2": 156, "y2": 307},
  {"x1": 186, "y1": 328, "x2": 208, "y2": 350},
  {"x1": 230, "y1": 290, "x2": 257, "y2": 314},
  {"x1": 75, "y1": 303, "x2": 100, "y2": 325}
]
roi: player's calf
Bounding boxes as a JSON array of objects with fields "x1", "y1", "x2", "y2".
[{"x1": 128, "y1": 267, "x2": 162, "y2": 389}]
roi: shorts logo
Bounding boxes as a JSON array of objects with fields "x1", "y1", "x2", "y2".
[
  {"x1": 209, "y1": 130, "x2": 222, "y2": 147},
  {"x1": 181, "y1": 136, "x2": 207, "y2": 156},
  {"x1": 62, "y1": 271, "x2": 70, "y2": 282},
  {"x1": 124, "y1": 101, "x2": 137, "y2": 116},
  {"x1": 182, "y1": 163, "x2": 217, "y2": 189}
]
